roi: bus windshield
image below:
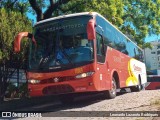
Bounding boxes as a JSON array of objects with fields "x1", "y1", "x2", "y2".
[{"x1": 29, "y1": 16, "x2": 94, "y2": 72}]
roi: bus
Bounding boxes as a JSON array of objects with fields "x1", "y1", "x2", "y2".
[{"x1": 14, "y1": 12, "x2": 147, "y2": 103}]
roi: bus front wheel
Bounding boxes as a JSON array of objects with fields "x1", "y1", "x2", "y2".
[{"x1": 104, "y1": 77, "x2": 117, "y2": 99}]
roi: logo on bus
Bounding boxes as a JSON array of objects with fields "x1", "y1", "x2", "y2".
[
  {"x1": 54, "y1": 77, "x2": 59, "y2": 83},
  {"x1": 133, "y1": 64, "x2": 142, "y2": 72}
]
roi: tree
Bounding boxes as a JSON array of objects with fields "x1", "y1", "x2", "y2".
[
  {"x1": 28, "y1": 0, "x2": 124, "y2": 25},
  {"x1": 28, "y1": 0, "x2": 70, "y2": 21},
  {"x1": 0, "y1": 8, "x2": 32, "y2": 102},
  {"x1": 0, "y1": 0, "x2": 29, "y2": 15},
  {"x1": 122, "y1": 0, "x2": 160, "y2": 48},
  {"x1": 59, "y1": 0, "x2": 124, "y2": 26}
]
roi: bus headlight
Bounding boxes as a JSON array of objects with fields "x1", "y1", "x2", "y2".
[
  {"x1": 75, "y1": 72, "x2": 94, "y2": 79},
  {"x1": 28, "y1": 79, "x2": 40, "y2": 84}
]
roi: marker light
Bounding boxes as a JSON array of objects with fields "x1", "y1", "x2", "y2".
[
  {"x1": 75, "y1": 72, "x2": 94, "y2": 79},
  {"x1": 28, "y1": 79, "x2": 40, "y2": 84}
]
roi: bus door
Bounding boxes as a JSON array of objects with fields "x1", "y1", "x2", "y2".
[{"x1": 96, "y1": 29, "x2": 110, "y2": 90}]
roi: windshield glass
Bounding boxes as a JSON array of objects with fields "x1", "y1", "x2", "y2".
[{"x1": 29, "y1": 16, "x2": 94, "y2": 72}]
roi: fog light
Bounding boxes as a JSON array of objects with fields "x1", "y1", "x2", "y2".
[{"x1": 89, "y1": 82, "x2": 93, "y2": 86}]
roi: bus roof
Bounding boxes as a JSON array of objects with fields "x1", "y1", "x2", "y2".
[
  {"x1": 35, "y1": 12, "x2": 142, "y2": 51},
  {"x1": 35, "y1": 12, "x2": 92, "y2": 26}
]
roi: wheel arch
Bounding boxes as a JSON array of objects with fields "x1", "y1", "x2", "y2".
[{"x1": 111, "y1": 70, "x2": 120, "y2": 89}]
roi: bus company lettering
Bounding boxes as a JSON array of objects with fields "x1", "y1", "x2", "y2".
[
  {"x1": 113, "y1": 56, "x2": 122, "y2": 63},
  {"x1": 41, "y1": 24, "x2": 84, "y2": 32},
  {"x1": 133, "y1": 64, "x2": 142, "y2": 72}
]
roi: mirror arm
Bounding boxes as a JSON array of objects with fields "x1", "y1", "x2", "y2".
[{"x1": 14, "y1": 32, "x2": 29, "y2": 52}]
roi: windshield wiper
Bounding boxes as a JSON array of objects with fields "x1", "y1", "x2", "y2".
[
  {"x1": 38, "y1": 56, "x2": 63, "y2": 69},
  {"x1": 38, "y1": 57, "x2": 49, "y2": 69}
]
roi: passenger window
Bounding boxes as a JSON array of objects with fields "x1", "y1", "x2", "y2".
[{"x1": 96, "y1": 33, "x2": 105, "y2": 63}]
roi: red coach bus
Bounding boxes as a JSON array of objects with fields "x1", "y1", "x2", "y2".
[{"x1": 14, "y1": 12, "x2": 147, "y2": 103}]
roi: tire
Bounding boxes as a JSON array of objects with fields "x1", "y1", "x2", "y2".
[
  {"x1": 130, "y1": 84, "x2": 143, "y2": 92},
  {"x1": 59, "y1": 94, "x2": 75, "y2": 104},
  {"x1": 130, "y1": 76, "x2": 142, "y2": 92},
  {"x1": 104, "y1": 77, "x2": 117, "y2": 99}
]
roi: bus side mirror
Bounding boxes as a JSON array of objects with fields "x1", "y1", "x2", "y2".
[
  {"x1": 14, "y1": 32, "x2": 33, "y2": 53},
  {"x1": 87, "y1": 19, "x2": 96, "y2": 40}
]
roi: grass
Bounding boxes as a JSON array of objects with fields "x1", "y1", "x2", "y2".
[
  {"x1": 150, "y1": 99, "x2": 160, "y2": 112},
  {"x1": 151, "y1": 99, "x2": 160, "y2": 106}
]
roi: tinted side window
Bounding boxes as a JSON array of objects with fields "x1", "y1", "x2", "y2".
[
  {"x1": 96, "y1": 33, "x2": 105, "y2": 63},
  {"x1": 97, "y1": 33, "x2": 103, "y2": 55},
  {"x1": 96, "y1": 15, "x2": 115, "y2": 49},
  {"x1": 95, "y1": 15, "x2": 143, "y2": 60}
]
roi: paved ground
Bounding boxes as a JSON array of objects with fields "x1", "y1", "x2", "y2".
[{"x1": 0, "y1": 89, "x2": 160, "y2": 120}]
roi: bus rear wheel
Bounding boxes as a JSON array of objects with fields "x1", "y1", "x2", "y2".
[
  {"x1": 104, "y1": 77, "x2": 117, "y2": 99},
  {"x1": 130, "y1": 76, "x2": 142, "y2": 92},
  {"x1": 130, "y1": 84, "x2": 142, "y2": 92}
]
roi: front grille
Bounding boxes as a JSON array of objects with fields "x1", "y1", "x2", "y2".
[
  {"x1": 40, "y1": 76, "x2": 75, "y2": 84},
  {"x1": 42, "y1": 84, "x2": 74, "y2": 95}
]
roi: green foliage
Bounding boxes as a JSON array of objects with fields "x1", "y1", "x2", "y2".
[
  {"x1": 59, "y1": 0, "x2": 124, "y2": 27},
  {"x1": 0, "y1": 8, "x2": 32, "y2": 63},
  {"x1": 123, "y1": 0, "x2": 160, "y2": 47},
  {"x1": 0, "y1": 0, "x2": 30, "y2": 15}
]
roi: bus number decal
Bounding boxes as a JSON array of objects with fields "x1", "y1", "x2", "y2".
[
  {"x1": 100, "y1": 74, "x2": 102, "y2": 80},
  {"x1": 75, "y1": 68, "x2": 83, "y2": 74}
]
